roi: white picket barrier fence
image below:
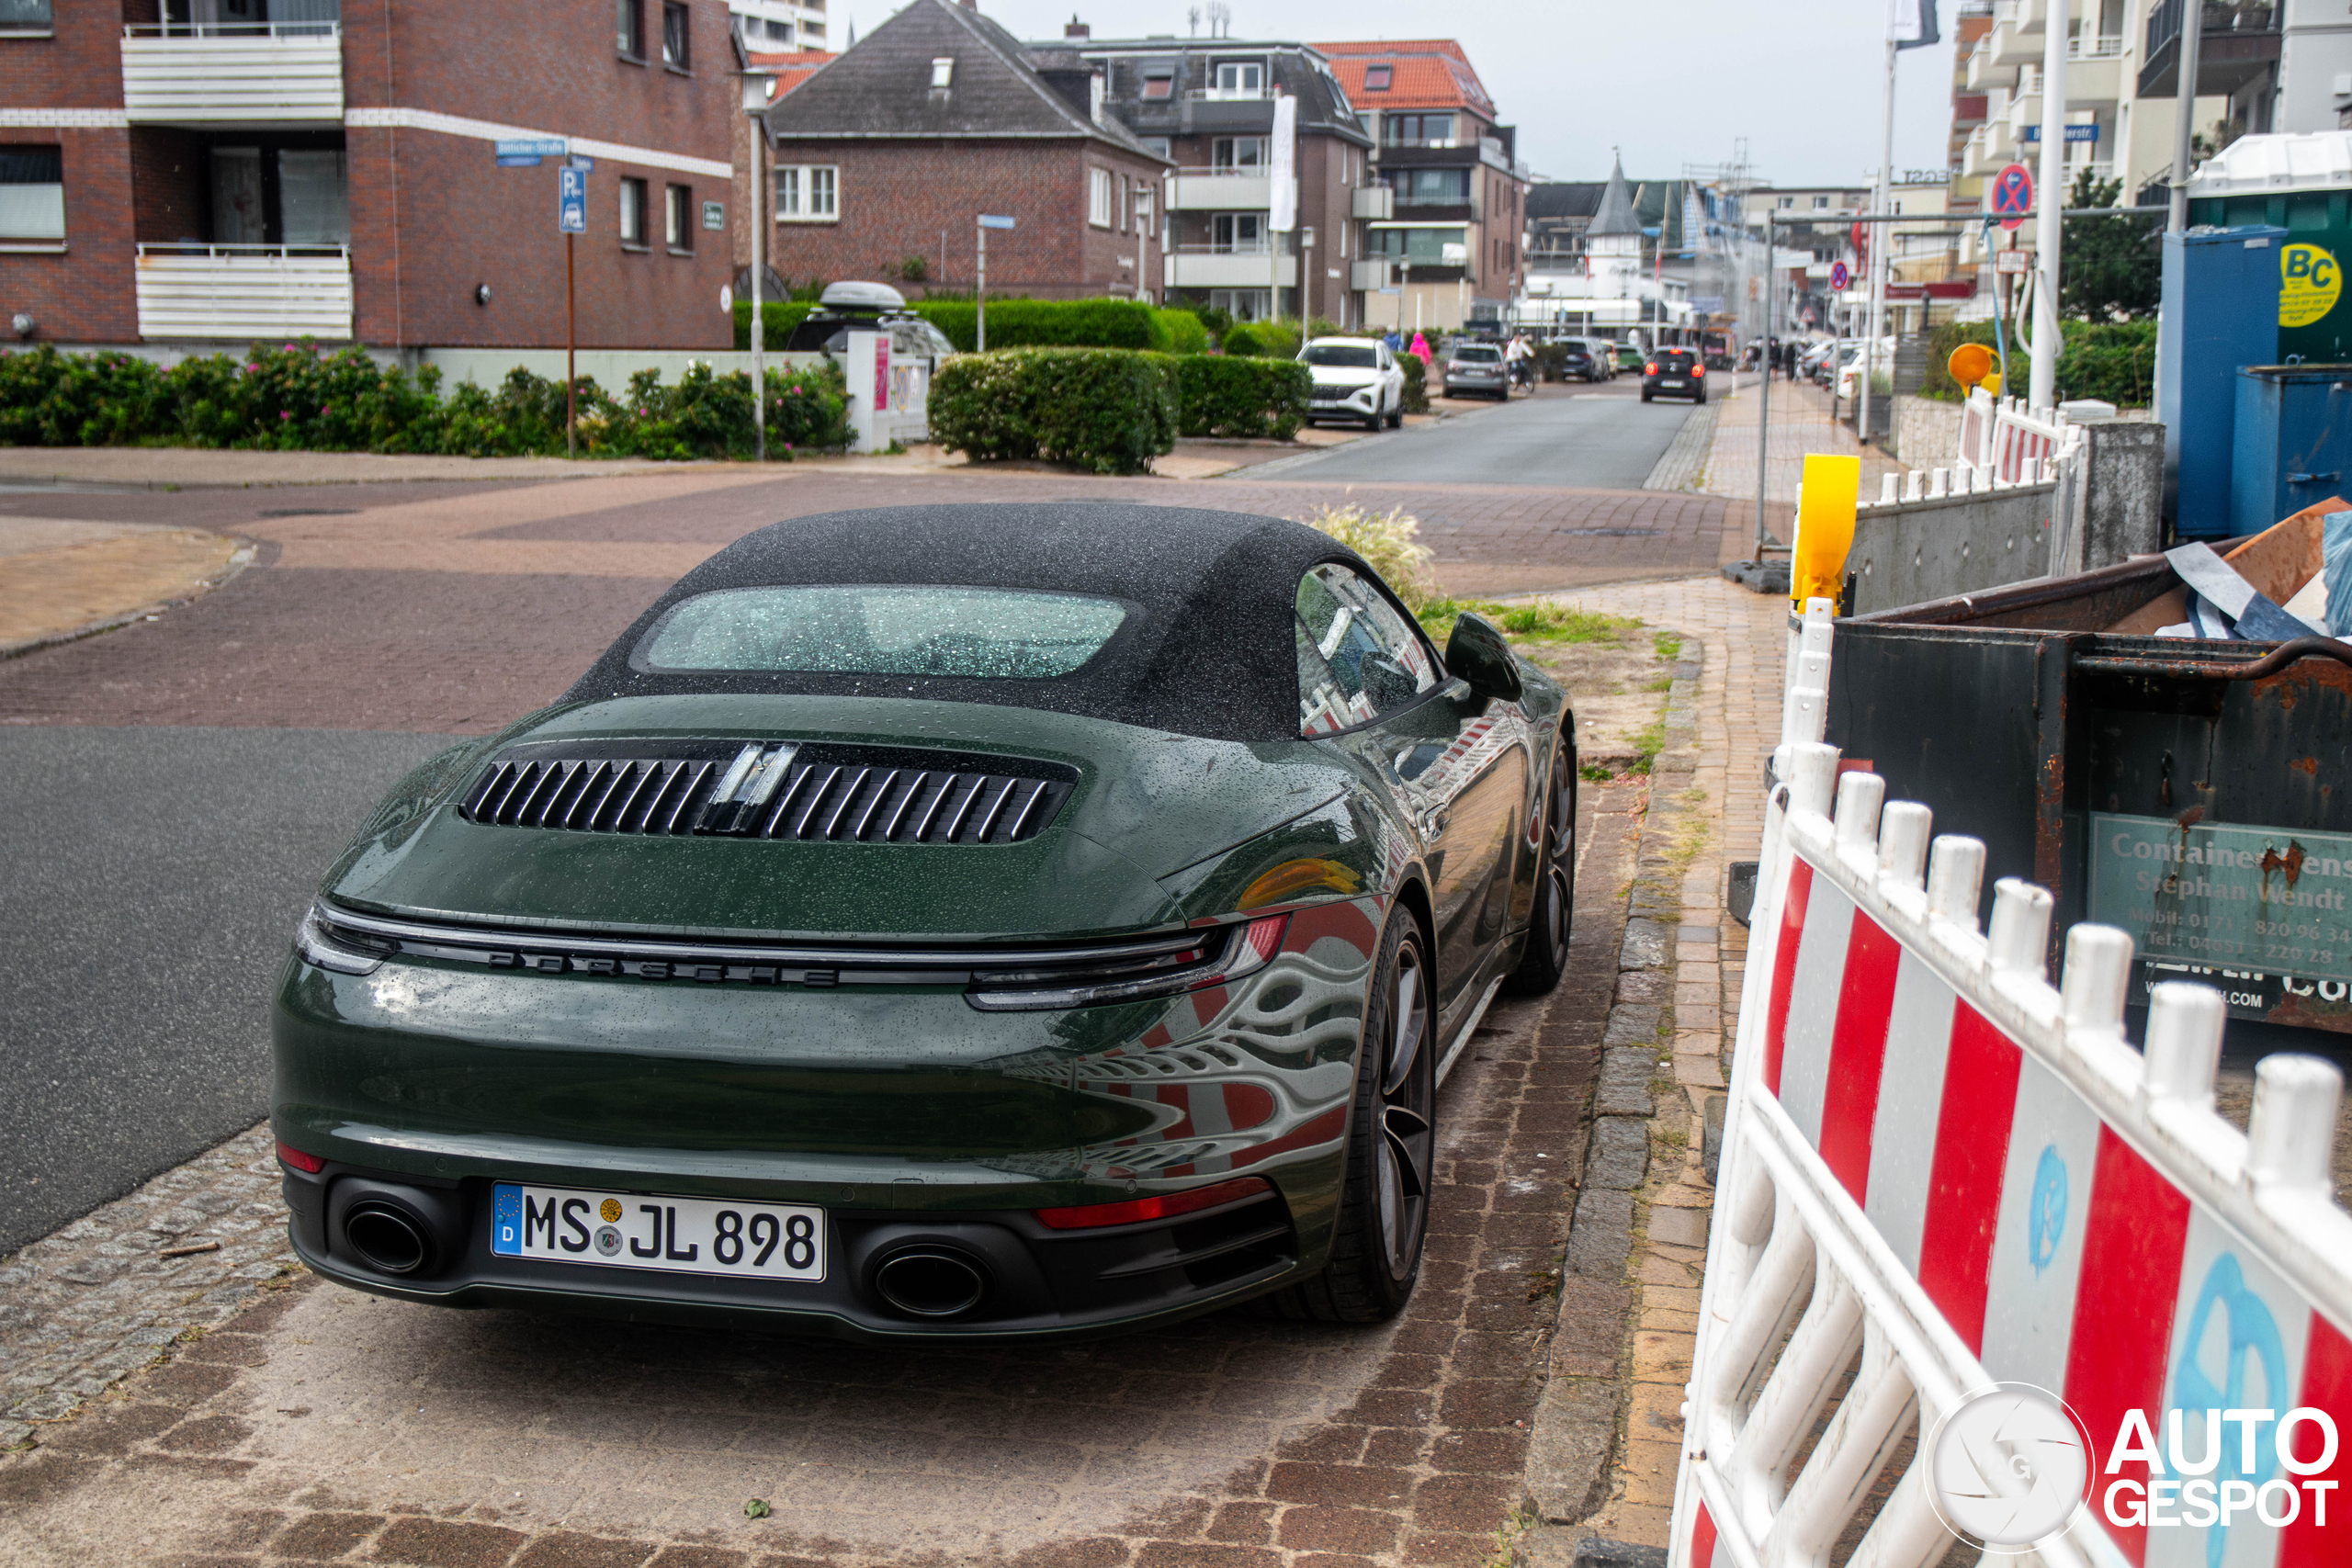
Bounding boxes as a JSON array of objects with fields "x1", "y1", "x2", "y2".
[{"x1": 1670, "y1": 604, "x2": 2352, "y2": 1568}]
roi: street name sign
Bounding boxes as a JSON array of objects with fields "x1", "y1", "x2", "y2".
[{"x1": 978, "y1": 214, "x2": 1016, "y2": 231}]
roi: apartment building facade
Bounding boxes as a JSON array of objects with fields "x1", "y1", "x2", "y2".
[
  {"x1": 1, "y1": 0, "x2": 739, "y2": 355},
  {"x1": 1057, "y1": 28, "x2": 1382, "y2": 325},
  {"x1": 728, "y1": 0, "x2": 826, "y2": 52},
  {"x1": 752, "y1": 0, "x2": 1169, "y2": 301},
  {"x1": 1315, "y1": 39, "x2": 1526, "y2": 332}
]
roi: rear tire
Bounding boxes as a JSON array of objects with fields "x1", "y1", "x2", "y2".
[
  {"x1": 1261, "y1": 908, "x2": 1435, "y2": 1324},
  {"x1": 1386, "y1": 402, "x2": 1403, "y2": 428},
  {"x1": 1504, "y1": 739, "x2": 1576, "y2": 996},
  {"x1": 1694, "y1": 389, "x2": 1708, "y2": 405},
  {"x1": 1640, "y1": 389, "x2": 1654, "y2": 403}
]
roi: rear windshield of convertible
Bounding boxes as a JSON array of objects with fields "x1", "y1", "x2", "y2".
[{"x1": 636, "y1": 585, "x2": 1130, "y2": 679}]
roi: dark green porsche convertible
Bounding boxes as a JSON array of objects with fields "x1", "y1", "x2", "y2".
[{"x1": 274, "y1": 503, "x2": 1576, "y2": 1340}]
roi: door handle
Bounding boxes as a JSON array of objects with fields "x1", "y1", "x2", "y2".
[{"x1": 1418, "y1": 805, "x2": 1450, "y2": 839}]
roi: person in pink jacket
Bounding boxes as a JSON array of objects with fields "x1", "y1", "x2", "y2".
[{"x1": 1408, "y1": 331, "x2": 1432, "y2": 365}]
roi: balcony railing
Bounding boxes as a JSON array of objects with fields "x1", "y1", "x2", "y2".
[
  {"x1": 1166, "y1": 168, "x2": 1272, "y2": 211},
  {"x1": 2140, "y1": 0, "x2": 2279, "y2": 97},
  {"x1": 1164, "y1": 251, "x2": 1296, "y2": 289},
  {"x1": 1172, "y1": 241, "x2": 1272, "y2": 256},
  {"x1": 1186, "y1": 85, "x2": 1267, "y2": 102},
  {"x1": 134, "y1": 243, "x2": 353, "y2": 341},
  {"x1": 2070, "y1": 33, "x2": 2124, "y2": 59},
  {"x1": 120, "y1": 22, "x2": 345, "y2": 124}
]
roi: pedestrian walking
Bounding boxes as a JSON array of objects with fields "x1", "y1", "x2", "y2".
[{"x1": 1408, "y1": 331, "x2": 1432, "y2": 366}]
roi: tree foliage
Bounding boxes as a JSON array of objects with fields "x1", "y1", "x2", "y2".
[{"x1": 2060, "y1": 168, "x2": 2160, "y2": 323}]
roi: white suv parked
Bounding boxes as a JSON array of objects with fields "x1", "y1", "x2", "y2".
[{"x1": 1298, "y1": 338, "x2": 1407, "y2": 431}]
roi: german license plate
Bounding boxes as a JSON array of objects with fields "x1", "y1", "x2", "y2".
[
  {"x1": 491, "y1": 1182, "x2": 824, "y2": 1281},
  {"x1": 1661, "y1": 378, "x2": 1686, "y2": 388}
]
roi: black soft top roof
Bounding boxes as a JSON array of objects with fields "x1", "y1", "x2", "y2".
[{"x1": 564, "y1": 502, "x2": 1400, "y2": 742}]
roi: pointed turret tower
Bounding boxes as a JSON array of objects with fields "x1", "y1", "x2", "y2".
[{"x1": 1586, "y1": 153, "x2": 1643, "y2": 299}]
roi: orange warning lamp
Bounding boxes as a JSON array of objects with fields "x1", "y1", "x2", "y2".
[{"x1": 1947, "y1": 342, "x2": 1994, "y2": 389}]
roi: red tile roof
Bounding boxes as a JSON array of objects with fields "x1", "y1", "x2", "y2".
[
  {"x1": 750, "y1": 49, "x2": 837, "y2": 100},
  {"x1": 1313, "y1": 39, "x2": 1495, "y2": 118}
]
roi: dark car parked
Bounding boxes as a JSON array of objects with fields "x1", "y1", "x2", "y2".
[
  {"x1": 1641, "y1": 346, "x2": 1706, "y2": 405},
  {"x1": 1555, "y1": 340, "x2": 1610, "y2": 383}
]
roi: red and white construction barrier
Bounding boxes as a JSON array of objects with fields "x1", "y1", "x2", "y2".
[{"x1": 1671, "y1": 612, "x2": 2352, "y2": 1568}]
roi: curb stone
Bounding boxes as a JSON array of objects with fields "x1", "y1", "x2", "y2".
[{"x1": 1520, "y1": 630, "x2": 1703, "y2": 1541}]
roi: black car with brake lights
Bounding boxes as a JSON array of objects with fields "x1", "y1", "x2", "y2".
[{"x1": 1641, "y1": 347, "x2": 1706, "y2": 405}]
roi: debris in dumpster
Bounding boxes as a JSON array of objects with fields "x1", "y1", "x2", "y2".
[
  {"x1": 2153, "y1": 541, "x2": 2319, "y2": 640},
  {"x1": 2328, "y1": 509, "x2": 2352, "y2": 635},
  {"x1": 2106, "y1": 496, "x2": 2348, "y2": 637}
]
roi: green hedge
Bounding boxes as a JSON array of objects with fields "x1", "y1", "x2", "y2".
[
  {"x1": 0, "y1": 341, "x2": 850, "y2": 459},
  {"x1": 1398, "y1": 353, "x2": 1430, "y2": 414},
  {"x1": 732, "y1": 301, "x2": 819, "y2": 352},
  {"x1": 736, "y1": 298, "x2": 1219, "y2": 355},
  {"x1": 1917, "y1": 317, "x2": 2157, "y2": 407},
  {"x1": 1174, "y1": 355, "x2": 1309, "y2": 440},
  {"x1": 928, "y1": 348, "x2": 1177, "y2": 474},
  {"x1": 912, "y1": 299, "x2": 1173, "y2": 354},
  {"x1": 1161, "y1": 310, "x2": 1209, "y2": 356}
]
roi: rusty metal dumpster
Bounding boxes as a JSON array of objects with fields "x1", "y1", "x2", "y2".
[{"x1": 1824, "y1": 513, "x2": 2352, "y2": 1032}]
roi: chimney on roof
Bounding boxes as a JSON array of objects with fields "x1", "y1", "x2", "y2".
[{"x1": 1065, "y1": 14, "x2": 1090, "y2": 37}]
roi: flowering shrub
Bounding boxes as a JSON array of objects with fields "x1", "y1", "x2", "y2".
[{"x1": 0, "y1": 341, "x2": 850, "y2": 459}]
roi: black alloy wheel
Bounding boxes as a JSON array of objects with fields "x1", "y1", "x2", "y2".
[
  {"x1": 1265, "y1": 910, "x2": 1435, "y2": 1323},
  {"x1": 1505, "y1": 740, "x2": 1576, "y2": 995}
]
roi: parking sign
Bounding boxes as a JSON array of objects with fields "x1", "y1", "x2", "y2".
[{"x1": 558, "y1": 165, "x2": 587, "y2": 234}]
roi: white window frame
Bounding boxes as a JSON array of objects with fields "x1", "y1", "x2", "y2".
[
  {"x1": 618, "y1": 175, "x2": 647, "y2": 246},
  {"x1": 774, "y1": 164, "x2": 838, "y2": 223},
  {"x1": 0, "y1": 144, "x2": 65, "y2": 245},
  {"x1": 1213, "y1": 61, "x2": 1262, "y2": 97},
  {"x1": 1089, "y1": 165, "x2": 1114, "y2": 229},
  {"x1": 930, "y1": 56, "x2": 954, "y2": 88}
]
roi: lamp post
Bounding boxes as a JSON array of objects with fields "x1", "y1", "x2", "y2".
[{"x1": 740, "y1": 65, "x2": 768, "y2": 461}]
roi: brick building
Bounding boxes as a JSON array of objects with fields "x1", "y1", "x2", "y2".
[
  {"x1": 1314, "y1": 38, "x2": 1528, "y2": 332},
  {"x1": 1, "y1": 0, "x2": 740, "y2": 357},
  {"x1": 1055, "y1": 26, "x2": 1385, "y2": 325},
  {"x1": 752, "y1": 0, "x2": 1170, "y2": 300}
]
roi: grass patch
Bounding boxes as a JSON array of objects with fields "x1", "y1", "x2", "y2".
[
  {"x1": 1579, "y1": 761, "x2": 1615, "y2": 784},
  {"x1": 1653, "y1": 631, "x2": 1684, "y2": 662},
  {"x1": 1645, "y1": 675, "x2": 1673, "y2": 692},
  {"x1": 1626, "y1": 718, "x2": 1667, "y2": 775},
  {"x1": 1419, "y1": 596, "x2": 1640, "y2": 646}
]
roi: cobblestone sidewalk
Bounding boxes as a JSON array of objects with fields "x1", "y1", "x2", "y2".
[
  {"x1": 0, "y1": 1126, "x2": 299, "y2": 1448},
  {"x1": 1510, "y1": 577, "x2": 1786, "y2": 1563}
]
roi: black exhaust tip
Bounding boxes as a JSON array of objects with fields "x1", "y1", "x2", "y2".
[
  {"x1": 872, "y1": 1247, "x2": 988, "y2": 1318},
  {"x1": 344, "y1": 1201, "x2": 431, "y2": 1275}
]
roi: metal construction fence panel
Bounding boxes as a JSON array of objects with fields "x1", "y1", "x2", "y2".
[{"x1": 1669, "y1": 604, "x2": 2352, "y2": 1568}]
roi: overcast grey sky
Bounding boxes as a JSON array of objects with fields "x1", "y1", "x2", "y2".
[{"x1": 951, "y1": 0, "x2": 1959, "y2": 187}]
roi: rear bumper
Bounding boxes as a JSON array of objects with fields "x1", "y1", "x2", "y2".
[{"x1": 280, "y1": 1150, "x2": 1328, "y2": 1342}]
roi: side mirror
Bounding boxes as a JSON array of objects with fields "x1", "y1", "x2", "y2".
[{"x1": 1444, "y1": 611, "x2": 1523, "y2": 704}]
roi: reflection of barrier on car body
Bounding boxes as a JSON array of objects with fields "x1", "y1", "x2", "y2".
[{"x1": 1671, "y1": 603, "x2": 2352, "y2": 1567}]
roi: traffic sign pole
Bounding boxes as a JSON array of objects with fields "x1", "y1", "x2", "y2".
[
  {"x1": 558, "y1": 164, "x2": 586, "y2": 457},
  {"x1": 975, "y1": 215, "x2": 1015, "y2": 352},
  {"x1": 566, "y1": 231, "x2": 576, "y2": 457}
]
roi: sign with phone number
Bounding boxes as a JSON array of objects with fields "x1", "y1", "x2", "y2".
[{"x1": 2089, "y1": 812, "x2": 2352, "y2": 987}]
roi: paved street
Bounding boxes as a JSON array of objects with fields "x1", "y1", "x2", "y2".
[{"x1": 1273, "y1": 379, "x2": 1702, "y2": 491}]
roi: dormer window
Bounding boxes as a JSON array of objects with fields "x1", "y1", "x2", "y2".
[
  {"x1": 1363, "y1": 63, "x2": 1392, "y2": 91},
  {"x1": 1141, "y1": 63, "x2": 1174, "y2": 100},
  {"x1": 931, "y1": 57, "x2": 955, "y2": 88},
  {"x1": 1213, "y1": 62, "x2": 1262, "y2": 98}
]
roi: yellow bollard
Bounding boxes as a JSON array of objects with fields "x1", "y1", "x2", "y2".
[{"x1": 1791, "y1": 453, "x2": 1861, "y2": 611}]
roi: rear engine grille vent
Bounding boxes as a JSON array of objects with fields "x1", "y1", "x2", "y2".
[{"x1": 458, "y1": 741, "x2": 1074, "y2": 845}]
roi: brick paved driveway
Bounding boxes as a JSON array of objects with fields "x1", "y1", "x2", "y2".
[
  {"x1": 0, "y1": 468, "x2": 1732, "y2": 731},
  {"x1": 0, "y1": 457, "x2": 1716, "y2": 1565}
]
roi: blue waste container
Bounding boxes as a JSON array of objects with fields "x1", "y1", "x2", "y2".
[
  {"x1": 2159, "y1": 225, "x2": 2284, "y2": 536},
  {"x1": 2232, "y1": 366, "x2": 2352, "y2": 537}
]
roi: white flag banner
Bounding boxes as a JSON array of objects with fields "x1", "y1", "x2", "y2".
[
  {"x1": 1268, "y1": 92, "x2": 1298, "y2": 232},
  {"x1": 1893, "y1": 0, "x2": 1939, "y2": 50}
]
